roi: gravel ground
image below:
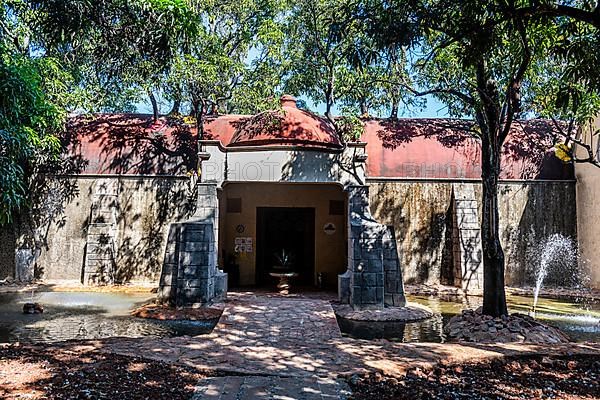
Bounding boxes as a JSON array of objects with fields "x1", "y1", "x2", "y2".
[
  {"x1": 0, "y1": 345, "x2": 207, "y2": 399},
  {"x1": 349, "y1": 355, "x2": 600, "y2": 400}
]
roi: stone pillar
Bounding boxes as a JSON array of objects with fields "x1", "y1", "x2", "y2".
[
  {"x1": 452, "y1": 183, "x2": 484, "y2": 291},
  {"x1": 339, "y1": 185, "x2": 406, "y2": 310},
  {"x1": 158, "y1": 182, "x2": 227, "y2": 306}
]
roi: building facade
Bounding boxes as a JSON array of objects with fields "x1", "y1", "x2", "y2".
[{"x1": 0, "y1": 95, "x2": 591, "y2": 302}]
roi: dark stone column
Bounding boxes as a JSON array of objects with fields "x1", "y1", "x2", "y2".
[
  {"x1": 158, "y1": 183, "x2": 227, "y2": 306},
  {"x1": 339, "y1": 185, "x2": 406, "y2": 310}
]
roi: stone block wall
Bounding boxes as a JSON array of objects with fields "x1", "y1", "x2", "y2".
[
  {"x1": 340, "y1": 185, "x2": 406, "y2": 310},
  {"x1": 0, "y1": 176, "x2": 196, "y2": 283},
  {"x1": 83, "y1": 179, "x2": 119, "y2": 284},
  {"x1": 158, "y1": 222, "x2": 226, "y2": 306},
  {"x1": 451, "y1": 183, "x2": 484, "y2": 290},
  {"x1": 158, "y1": 183, "x2": 227, "y2": 306}
]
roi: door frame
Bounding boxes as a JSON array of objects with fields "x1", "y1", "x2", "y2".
[{"x1": 255, "y1": 207, "x2": 316, "y2": 286}]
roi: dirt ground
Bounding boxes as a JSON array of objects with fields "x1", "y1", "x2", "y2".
[
  {"x1": 0, "y1": 345, "x2": 207, "y2": 399},
  {"x1": 349, "y1": 354, "x2": 600, "y2": 400}
]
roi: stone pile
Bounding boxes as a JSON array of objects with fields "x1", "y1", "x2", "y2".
[{"x1": 445, "y1": 308, "x2": 570, "y2": 344}]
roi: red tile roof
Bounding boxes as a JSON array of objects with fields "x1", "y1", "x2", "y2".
[
  {"x1": 361, "y1": 118, "x2": 574, "y2": 180},
  {"x1": 227, "y1": 95, "x2": 342, "y2": 149}
]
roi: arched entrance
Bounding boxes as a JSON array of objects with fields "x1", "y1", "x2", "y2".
[{"x1": 218, "y1": 182, "x2": 347, "y2": 289}]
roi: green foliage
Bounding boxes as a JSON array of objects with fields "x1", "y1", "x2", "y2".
[
  {"x1": 0, "y1": 45, "x2": 64, "y2": 225},
  {"x1": 364, "y1": 0, "x2": 600, "y2": 316},
  {"x1": 282, "y1": 0, "x2": 414, "y2": 119},
  {"x1": 336, "y1": 112, "x2": 364, "y2": 142}
]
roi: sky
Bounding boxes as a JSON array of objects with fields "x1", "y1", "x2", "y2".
[
  {"x1": 303, "y1": 94, "x2": 450, "y2": 118},
  {"x1": 137, "y1": 93, "x2": 451, "y2": 118}
]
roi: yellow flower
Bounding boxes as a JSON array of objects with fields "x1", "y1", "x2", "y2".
[
  {"x1": 554, "y1": 142, "x2": 572, "y2": 163},
  {"x1": 183, "y1": 116, "x2": 196, "y2": 125}
]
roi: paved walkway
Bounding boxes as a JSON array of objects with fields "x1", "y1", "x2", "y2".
[
  {"x1": 92, "y1": 292, "x2": 600, "y2": 399},
  {"x1": 213, "y1": 293, "x2": 342, "y2": 342},
  {"x1": 192, "y1": 376, "x2": 351, "y2": 400}
]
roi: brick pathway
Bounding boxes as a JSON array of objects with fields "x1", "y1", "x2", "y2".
[
  {"x1": 95, "y1": 291, "x2": 600, "y2": 399},
  {"x1": 213, "y1": 293, "x2": 342, "y2": 342},
  {"x1": 192, "y1": 376, "x2": 351, "y2": 400}
]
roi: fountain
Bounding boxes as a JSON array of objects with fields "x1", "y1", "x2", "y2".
[
  {"x1": 531, "y1": 233, "x2": 578, "y2": 315},
  {"x1": 22, "y1": 289, "x2": 44, "y2": 314}
]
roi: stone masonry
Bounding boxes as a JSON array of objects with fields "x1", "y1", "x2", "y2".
[
  {"x1": 158, "y1": 183, "x2": 227, "y2": 306},
  {"x1": 83, "y1": 179, "x2": 119, "y2": 284},
  {"x1": 339, "y1": 185, "x2": 406, "y2": 310},
  {"x1": 451, "y1": 183, "x2": 484, "y2": 291}
]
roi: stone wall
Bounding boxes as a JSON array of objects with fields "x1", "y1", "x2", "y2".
[
  {"x1": 368, "y1": 180, "x2": 578, "y2": 288},
  {"x1": 498, "y1": 181, "x2": 577, "y2": 287},
  {"x1": 2, "y1": 176, "x2": 196, "y2": 283},
  {"x1": 1, "y1": 175, "x2": 580, "y2": 288},
  {"x1": 575, "y1": 118, "x2": 600, "y2": 288}
]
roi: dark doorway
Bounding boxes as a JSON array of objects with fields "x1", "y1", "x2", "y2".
[{"x1": 256, "y1": 207, "x2": 315, "y2": 286}]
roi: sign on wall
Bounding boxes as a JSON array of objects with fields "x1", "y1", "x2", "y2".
[
  {"x1": 234, "y1": 237, "x2": 253, "y2": 253},
  {"x1": 323, "y1": 223, "x2": 336, "y2": 235}
]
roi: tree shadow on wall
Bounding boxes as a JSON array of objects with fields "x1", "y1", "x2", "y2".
[
  {"x1": 68, "y1": 114, "x2": 197, "y2": 175},
  {"x1": 505, "y1": 181, "x2": 578, "y2": 287},
  {"x1": 374, "y1": 118, "x2": 573, "y2": 180},
  {"x1": 227, "y1": 109, "x2": 340, "y2": 147},
  {"x1": 17, "y1": 129, "x2": 89, "y2": 280},
  {"x1": 111, "y1": 178, "x2": 197, "y2": 284},
  {"x1": 375, "y1": 118, "x2": 477, "y2": 150},
  {"x1": 368, "y1": 182, "x2": 450, "y2": 285}
]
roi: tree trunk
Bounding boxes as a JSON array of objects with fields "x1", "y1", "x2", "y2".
[
  {"x1": 148, "y1": 91, "x2": 159, "y2": 122},
  {"x1": 169, "y1": 96, "x2": 181, "y2": 116},
  {"x1": 325, "y1": 73, "x2": 335, "y2": 121},
  {"x1": 360, "y1": 101, "x2": 369, "y2": 117},
  {"x1": 475, "y1": 61, "x2": 508, "y2": 318},
  {"x1": 480, "y1": 128, "x2": 508, "y2": 317},
  {"x1": 325, "y1": 92, "x2": 334, "y2": 121},
  {"x1": 193, "y1": 98, "x2": 205, "y2": 142},
  {"x1": 390, "y1": 99, "x2": 399, "y2": 119}
]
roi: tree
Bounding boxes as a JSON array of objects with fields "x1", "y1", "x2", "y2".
[
  {"x1": 23, "y1": 0, "x2": 198, "y2": 118},
  {"x1": 0, "y1": 45, "x2": 64, "y2": 225},
  {"x1": 363, "y1": 0, "x2": 600, "y2": 316},
  {"x1": 282, "y1": 0, "x2": 359, "y2": 121},
  {"x1": 167, "y1": 0, "x2": 285, "y2": 138}
]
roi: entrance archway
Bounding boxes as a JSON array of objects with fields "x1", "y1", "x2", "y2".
[{"x1": 218, "y1": 182, "x2": 347, "y2": 289}]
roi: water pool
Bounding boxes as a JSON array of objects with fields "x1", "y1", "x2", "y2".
[
  {"x1": 338, "y1": 294, "x2": 600, "y2": 343},
  {"x1": 0, "y1": 291, "x2": 217, "y2": 343}
]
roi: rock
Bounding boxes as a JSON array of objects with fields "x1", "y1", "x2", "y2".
[
  {"x1": 507, "y1": 322, "x2": 521, "y2": 332},
  {"x1": 22, "y1": 302, "x2": 43, "y2": 314},
  {"x1": 443, "y1": 309, "x2": 570, "y2": 344}
]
